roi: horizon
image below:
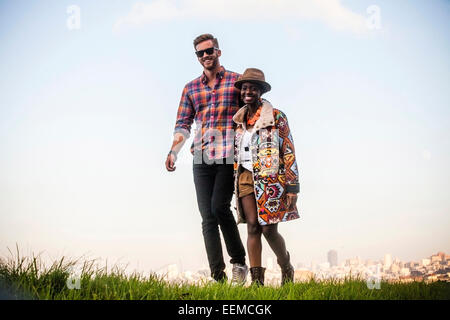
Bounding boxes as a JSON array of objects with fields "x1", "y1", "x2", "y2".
[{"x1": 1, "y1": 243, "x2": 446, "y2": 275}]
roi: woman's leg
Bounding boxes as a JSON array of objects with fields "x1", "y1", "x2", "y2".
[
  {"x1": 241, "y1": 193, "x2": 262, "y2": 267},
  {"x1": 262, "y1": 224, "x2": 294, "y2": 284},
  {"x1": 261, "y1": 224, "x2": 289, "y2": 267}
]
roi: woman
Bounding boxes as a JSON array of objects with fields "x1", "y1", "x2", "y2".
[{"x1": 233, "y1": 68, "x2": 300, "y2": 286}]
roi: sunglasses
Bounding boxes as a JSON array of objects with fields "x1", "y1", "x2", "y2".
[{"x1": 195, "y1": 47, "x2": 219, "y2": 58}]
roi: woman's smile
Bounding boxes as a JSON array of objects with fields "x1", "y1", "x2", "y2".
[{"x1": 244, "y1": 95, "x2": 255, "y2": 103}]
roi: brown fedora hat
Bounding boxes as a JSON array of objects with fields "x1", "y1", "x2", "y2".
[{"x1": 234, "y1": 68, "x2": 271, "y2": 94}]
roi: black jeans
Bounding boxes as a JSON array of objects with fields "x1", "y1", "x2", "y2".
[{"x1": 193, "y1": 160, "x2": 246, "y2": 279}]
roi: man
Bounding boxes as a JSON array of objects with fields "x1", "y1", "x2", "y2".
[{"x1": 165, "y1": 34, "x2": 248, "y2": 283}]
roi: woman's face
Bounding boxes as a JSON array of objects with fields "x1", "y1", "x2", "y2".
[{"x1": 240, "y1": 82, "x2": 262, "y2": 105}]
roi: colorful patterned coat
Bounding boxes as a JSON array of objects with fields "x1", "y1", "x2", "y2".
[{"x1": 233, "y1": 99, "x2": 300, "y2": 225}]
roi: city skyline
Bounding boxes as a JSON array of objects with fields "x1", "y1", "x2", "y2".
[{"x1": 155, "y1": 250, "x2": 450, "y2": 286}]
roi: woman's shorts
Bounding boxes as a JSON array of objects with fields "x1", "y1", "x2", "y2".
[{"x1": 238, "y1": 167, "x2": 254, "y2": 198}]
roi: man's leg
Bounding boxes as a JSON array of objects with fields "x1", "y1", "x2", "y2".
[
  {"x1": 211, "y1": 163, "x2": 246, "y2": 265},
  {"x1": 193, "y1": 162, "x2": 226, "y2": 280}
]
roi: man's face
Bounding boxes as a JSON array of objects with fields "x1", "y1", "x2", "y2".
[
  {"x1": 195, "y1": 40, "x2": 221, "y2": 70},
  {"x1": 240, "y1": 82, "x2": 262, "y2": 105}
]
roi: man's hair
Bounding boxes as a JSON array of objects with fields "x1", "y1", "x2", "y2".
[{"x1": 193, "y1": 34, "x2": 219, "y2": 50}]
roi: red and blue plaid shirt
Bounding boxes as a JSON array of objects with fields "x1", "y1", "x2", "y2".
[{"x1": 174, "y1": 66, "x2": 241, "y2": 160}]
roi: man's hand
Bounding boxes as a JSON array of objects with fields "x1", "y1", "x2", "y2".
[
  {"x1": 166, "y1": 133, "x2": 185, "y2": 172},
  {"x1": 286, "y1": 193, "x2": 298, "y2": 210},
  {"x1": 165, "y1": 152, "x2": 176, "y2": 172}
]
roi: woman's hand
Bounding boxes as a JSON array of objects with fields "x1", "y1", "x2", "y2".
[{"x1": 286, "y1": 193, "x2": 298, "y2": 210}]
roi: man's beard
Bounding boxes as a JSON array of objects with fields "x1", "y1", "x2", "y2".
[{"x1": 202, "y1": 57, "x2": 218, "y2": 70}]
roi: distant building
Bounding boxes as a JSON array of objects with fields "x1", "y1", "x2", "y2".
[
  {"x1": 346, "y1": 257, "x2": 359, "y2": 267},
  {"x1": 411, "y1": 270, "x2": 422, "y2": 277},
  {"x1": 390, "y1": 263, "x2": 399, "y2": 273},
  {"x1": 431, "y1": 255, "x2": 441, "y2": 263},
  {"x1": 328, "y1": 250, "x2": 338, "y2": 267},
  {"x1": 421, "y1": 258, "x2": 431, "y2": 266},
  {"x1": 400, "y1": 267, "x2": 411, "y2": 277},
  {"x1": 384, "y1": 254, "x2": 392, "y2": 269},
  {"x1": 425, "y1": 274, "x2": 438, "y2": 283}
]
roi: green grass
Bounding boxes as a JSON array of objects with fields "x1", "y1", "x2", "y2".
[{"x1": 1, "y1": 248, "x2": 449, "y2": 300}]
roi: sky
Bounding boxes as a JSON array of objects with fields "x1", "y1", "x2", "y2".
[{"x1": 0, "y1": 0, "x2": 449, "y2": 273}]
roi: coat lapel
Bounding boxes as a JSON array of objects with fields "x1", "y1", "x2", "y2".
[
  {"x1": 232, "y1": 99, "x2": 275, "y2": 130},
  {"x1": 254, "y1": 100, "x2": 275, "y2": 130}
]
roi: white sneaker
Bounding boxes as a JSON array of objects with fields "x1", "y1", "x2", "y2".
[{"x1": 231, "y1": 263, "x2": 248, "y2": 284}]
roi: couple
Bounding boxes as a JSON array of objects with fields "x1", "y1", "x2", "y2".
[{"x1": 165, "y1": 34, "x2": 300, "y2": 286}]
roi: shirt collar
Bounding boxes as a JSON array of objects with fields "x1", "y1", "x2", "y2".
[{"x1": 201, "y1": 66, "x2": 226, "y2": 85}]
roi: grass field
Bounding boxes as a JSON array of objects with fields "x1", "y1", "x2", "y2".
[{"x1": 1, "y1": 249, "x2": 449, "y2": 300}]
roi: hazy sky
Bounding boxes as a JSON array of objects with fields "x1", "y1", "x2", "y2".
[{"x1": 1, "y1": 0, "x2": 449, "y2": 273}]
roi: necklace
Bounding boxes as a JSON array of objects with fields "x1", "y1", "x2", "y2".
[{"x1": 247, "y1": 106, "x2": 262, "y2": 126}]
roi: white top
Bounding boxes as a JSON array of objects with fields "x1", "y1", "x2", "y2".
[{"x1": 239, "y1": 129, "x2": 253, "y2": 172}]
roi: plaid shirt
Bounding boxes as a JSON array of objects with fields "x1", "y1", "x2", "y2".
[{"x1": 174, "y1": 66, "x2": 241, "y2": 160}]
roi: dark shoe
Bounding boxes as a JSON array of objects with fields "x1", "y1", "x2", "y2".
[
  {"x1": 281, "y1": 264, "x2": 294, "y2": 285},
  {"x1": 250, "y1": 267, "x2": 266, "y2": 286},
  {"x1": 212, "y1": 270, "x2": 228, "y2": 282},
  {"x1": 279, "y1": 251, "x2": 295, "y2": 285}
]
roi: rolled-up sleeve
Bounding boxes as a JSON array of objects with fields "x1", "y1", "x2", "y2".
[{"x1": 174, "y1": 85, "x2": 194, "y2": 138}]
